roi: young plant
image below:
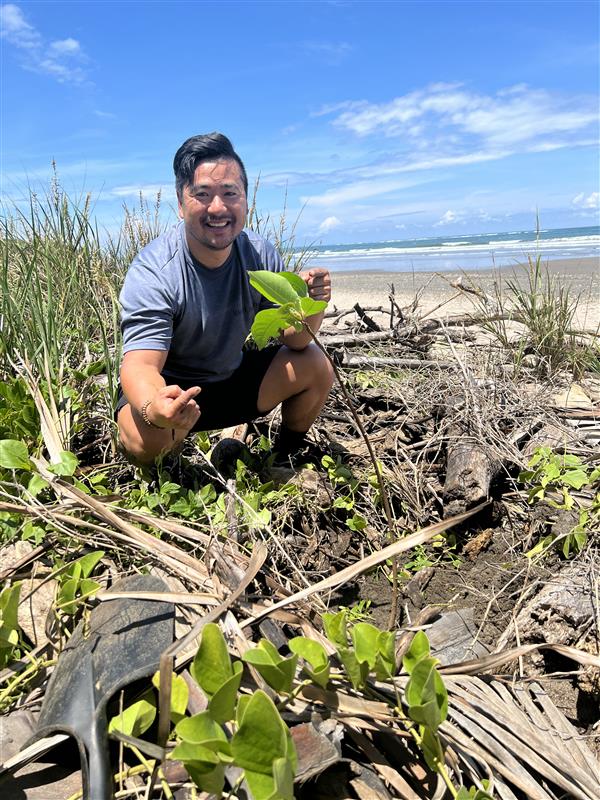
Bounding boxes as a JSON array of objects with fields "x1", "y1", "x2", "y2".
[
  {"x1": 520, "y1": 447, "x2": 600, "y2": 558},
  {"x1": 402, "y1": 631, "x2": 493, "y2": 799},
  {"x1": 54, "y1": 550, "x2": 104, "y2": 615},
  {"x1": 178, "y1": 623, "x2": 297, "y2": 799},
  {"x1": 0, "y1": 583, "x2": 22, "y2": 669},
  {"x1": 322, "y1": 609, "x2": 395, "y2": 689},
  {"x1": 249, "y1": 270, "x2": 400, "y2": 625}
]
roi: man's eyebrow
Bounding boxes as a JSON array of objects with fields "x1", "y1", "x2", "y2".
[{"x1": 189, "y1": 181, "x2": 241, "y2": 192}]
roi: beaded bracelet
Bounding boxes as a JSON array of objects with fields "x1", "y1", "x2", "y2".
[{"x1": 140, "y1": 399, "x2": 162, "y2": 429}]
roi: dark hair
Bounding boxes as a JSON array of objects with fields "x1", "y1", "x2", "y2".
[{"x1": 173, "y1": 132, "x2": 248, "y2": 199}]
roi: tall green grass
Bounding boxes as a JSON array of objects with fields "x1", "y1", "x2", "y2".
[
  {"x1": 0, "y1": 175, "x2": 313, "y2": 452},
  {"x1": 472, "y1": 254, "x2": 599, "y2": 377}
]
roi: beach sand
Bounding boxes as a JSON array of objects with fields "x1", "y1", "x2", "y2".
[{"x1": 330, "y1": 256, "x2": 600, "y2": 329}]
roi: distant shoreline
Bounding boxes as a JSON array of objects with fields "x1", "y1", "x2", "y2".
[
  {"x1": 330, "y1": 256, "x2": 600, "y2": 327},
  {"x1": 323, "y1": 255, "x2": 600, "y2": 277}
]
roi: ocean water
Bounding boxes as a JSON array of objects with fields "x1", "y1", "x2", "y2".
[{"x1": 301, "y1": 225, "x2": 600, "y2": 273}]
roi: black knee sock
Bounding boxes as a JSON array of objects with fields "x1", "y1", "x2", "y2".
[{"x1": 274, "y1": 427, "x2": 308, "y2": 456}]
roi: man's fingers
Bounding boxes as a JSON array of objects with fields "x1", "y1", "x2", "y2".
[{"x1": 170, "y1": 386, "x2": 201, "y2": 412}]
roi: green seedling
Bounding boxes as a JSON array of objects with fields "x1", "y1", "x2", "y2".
[
  {"x1": 152, "y1": 670, "x2": 189, "y2": 725},
  {"x1": 108, "y1": 691, "x2": 156, "y2": 737},
  {"x1": 242, "y1": 638, "x2": 298, "y2": 695},
  {"x1": 288, "y1": 637, "x2": 330, "y2": 688},
  {"x1": 173, "y1": 712, "x2": 232, "y2": 796},
  {"x1": 520, "y1": 447, "x2": 600, "y2": 558},
  {"x1": 249, "y1": 270, "x2": 401, "y2": 627},
  {"x1": 456, "y1": 786, "x2": 494, "y2": 800},
  {"x1": 402, "y1": 631, "x2": 452, "y2": 783},
  {"x1": 248, "y1": 271, "x2": 327, "y2": 348},
  {"x1": 0, "y1": 439, "x2": 32, "y2": 471},
  {"x1": 0, "y1": 583, "x2": 22, "y2": 669},
  {"x1": 231, "y1": 690, "x2": 297, "y2": 800},
  {"x1": 190, "y1": 622, "x2": 243, "y2": 723},
  {"x1": 322, "y1": 610, "x2": 395, "y2": 689},
  {"x1": 55, "y1": 550, "x2": 104, "y2": 615}
]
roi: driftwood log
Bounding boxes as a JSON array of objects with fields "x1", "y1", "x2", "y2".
[{"x1": 443, "y1": 435, "x2": 502, "y2": 517}]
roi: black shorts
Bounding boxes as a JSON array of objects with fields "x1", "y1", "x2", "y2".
[{"x1": 115, "y1": 345, "x2": 282, "y2": 432}]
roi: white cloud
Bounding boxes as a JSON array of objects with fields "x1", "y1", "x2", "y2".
[
  {"x1": 1, "y1": 3, "x2": 87, "y2": 84},
  {"x1": 572, "y1": 192, "x2": 599, "y2": 210},
  {"x1": 435, "y1": 210, "x2": 459, "y2": 226},
  {"x1": 318, "y1": 216, "x2": 342, "y2": 233},
  {"x1": 111, "y1": 184, "x2": 175, "y2": 200},
  {"x1": 302, "y1": 174, "x2": 437, "y2": 207},
  {"x1": 325, "y1": 83, "x2": 597, "y2": 149},
  {"x1": 0, "y1": 3, "x2": 40, "y2": 48},
  {"x1": 50, "y1": 37, "x2": 81, "y2": 55}
]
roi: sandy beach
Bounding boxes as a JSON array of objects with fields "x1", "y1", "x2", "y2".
[{"x1": 330, "y1": 256, "x2": 600, "y2": 328}]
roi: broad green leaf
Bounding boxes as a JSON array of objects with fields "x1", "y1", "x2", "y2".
[
  {"x1": 375, "y1": 630, "x2": 396, "y2": 679},
  {"x1": 346, "y1": 513, "x2": 367, "y2": 532},
  {"x1": 231, "y1": 690, "x2": 295, "y2": 774},
  {"x1": 243, "y1": 641, "x2": 298, "y2": 694},
  {"x1": 0, "y1": 583, "x2": 22, "y2": 656},
  {"x1": 191, "y1": 622, "x2": 234, "y2": 696},
  {"x1": 208, "y1": 661, "x2": 243, "y2": 723},
  {"x1": 248, "y1": 270, "x2": 303, "y2": 305},
  {"x1": 525, "y1": 534, "x2": 554, "y2": 559},
  {"x1": 27, "y1": 474, "x2": 49, "y2": 497},
  {"x1": 322, "y1": 610, "x2": 348, "y2": 650},
  {"x1": 48, "y1": 450, "x2": 79, "y2": 477},
  {"x1": 288, "y1": 638, "x2": 330, "y2": 688},
  {"x1": 540, "y1": 462, "x2": 560, "y2": 484},
  {"x1": 236, "y1": 693, "x2": 251, "y2": 725},
  {"x1": 272, "y1": 755, "x2": 295, "y2": 800},
  {"x1": 561, "y1": 469, "x2": 588, "y2": 490},
  {"x1": 175, "y1": 711, "x2": 230, "y2": 754},
  {"x1": 0, "y1": 440, "x2": 31, "y2": 471},
  {"x1": 588, "y1": 466, "x2": 600, "y2": 484},
  {"x1": 337, "y1": 646, "x2": 369, "y2": 690},
  {"x1": 184, "y1": 762, "x2": 225, "y2": 796},
  {"x1": 402, "y1": 630, "x2": 431, "y2": 675},
  {"x1": 76, "y1": 551, "x2": 105, "y2": 578},
  {"x1": 352, "y1": 622, "x2": 380, "y2": 669},
  {"x1": 78, "y1": 578, "x2": 101, "y2": 600},
  {"x1": 456, "y1": 788, "x2": 494, "y2": 800},
  {"x1": 243, "y1": 770, "x2": 277, "y2": 800},
  {"x1": 298, "y1": 296, "x2": 327, "y2": 317},
  {"x1": 152, "y1": 671, "x2": 189, "y2": 723},
  {"x1": 406, "y1": 658, "x2": 448, "y2": 730},
  {"x1": 170, "y1": 741, "x2": 222, "y2": 765},
  {"x1": 251, "y1": 308, "x2": 291, "y2": 349},
  {"x1": 279, "y1": 272, "x2": 308, "y2": 297},
  {"x1": 57, "y1": 577, "x2": 79, "y2": 615},
  {"x1": 108, "y1": 692, "x2": 156, "y2": 736}
]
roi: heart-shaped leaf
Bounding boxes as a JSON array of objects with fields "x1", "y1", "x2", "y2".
[
  {"x1": 249, "y1": 271, "x2": 302, "y2": 305},
  {"x1": 0, "y1": 440, "x2": 31, "y2": 471},
  {"x1": 191, "y1": 622, "x2": 234, "y2": 697}
]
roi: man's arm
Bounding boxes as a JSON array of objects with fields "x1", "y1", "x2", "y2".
[
  {"x1": 280, "y1": 268, "x2": 331, "y2": 350},
  {"x1": 120, "y1": 350, "x2": 201, "y2": 430}
]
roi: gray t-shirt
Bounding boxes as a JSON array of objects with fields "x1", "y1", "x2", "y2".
[{"x1": 120, "y1": 222, "x2": 283, "y2": 383}]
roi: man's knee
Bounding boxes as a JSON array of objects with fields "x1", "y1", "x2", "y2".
[
  {"x1": 117, "y1": 407, "x2": 181, "y2": 465},
  {"x1": 303, "y1": 344, "x2": 334, "y2": 393}
]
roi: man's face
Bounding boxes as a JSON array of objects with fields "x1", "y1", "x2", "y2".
[{"x1": 178, "y1": 158, "x2": 247, "y2": 267}]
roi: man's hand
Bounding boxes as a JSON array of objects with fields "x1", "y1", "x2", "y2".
[
  {"x1": 299, "y1": 268, "x2": 331, "y2": 303},
  {"x1": 145, "y1": 385, "x2": 201, "y2": 430}
]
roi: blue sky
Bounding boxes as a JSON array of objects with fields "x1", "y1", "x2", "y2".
[{"x1": 1, "y1": 0, "x2": 598, "y2": 244}]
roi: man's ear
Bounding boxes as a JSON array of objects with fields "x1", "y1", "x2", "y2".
[{"x1": 177, "y1": 192, "x2": 184, "y2": 219}]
